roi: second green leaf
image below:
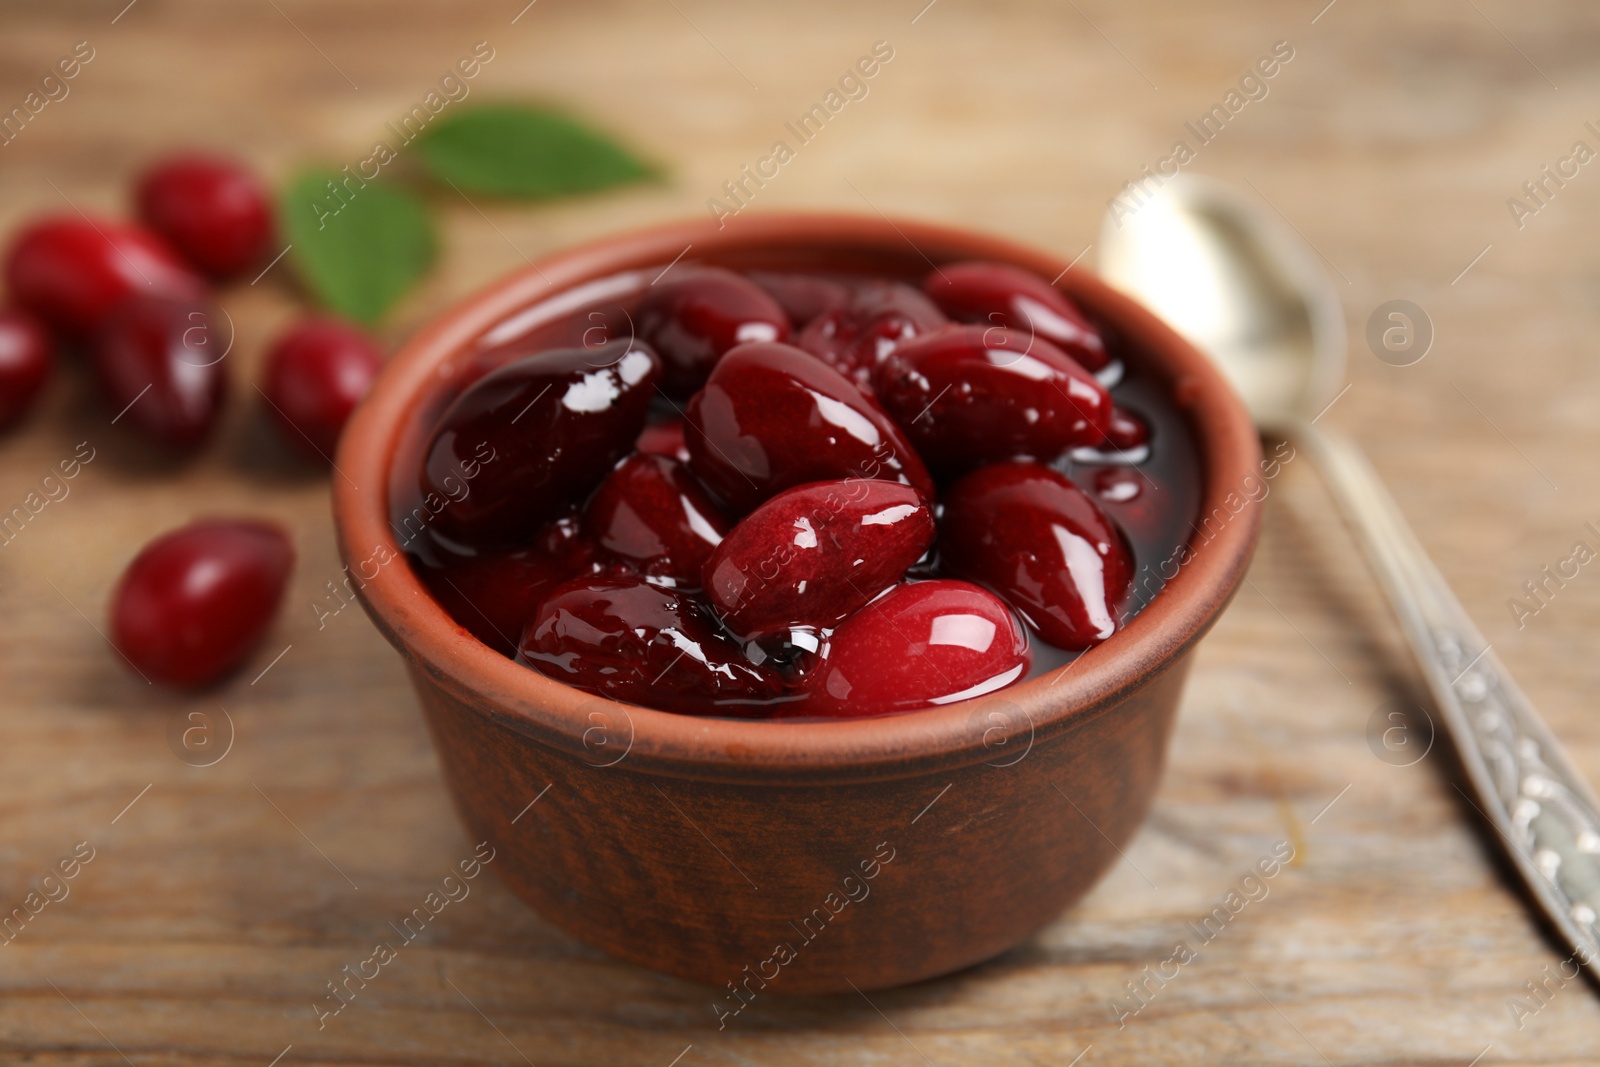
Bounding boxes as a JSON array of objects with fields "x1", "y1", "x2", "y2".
[{"x1": 416, "y1": 103, "x2": 656, "y2": 199}]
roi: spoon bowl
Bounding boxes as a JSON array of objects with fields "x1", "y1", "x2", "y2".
[{"x1": 1098, "y1": 175, "x2": 1344, "y2": 431}]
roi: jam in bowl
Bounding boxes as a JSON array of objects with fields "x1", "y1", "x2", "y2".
[{"x1": 391, "y1": 253, "x2": 1202, "y2": 722}]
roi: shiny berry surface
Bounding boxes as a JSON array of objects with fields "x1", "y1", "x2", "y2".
[
  {"x1": 261, "y1": 317, "x2": 382, "y2": 461},
  {"x1": 135, "y1": 154, "x2": 274, "y2": 279},
  {"x1": 92, "y1": 294, "x2": 228, "y2": 449},
  {"x1": 110, "y1": 519, "x2": 294, "y2": 687},
  {"x1": 0, "y1": 308, "x2": 53, "y2": 431},
  {"x1": 874, "y1": 324, "x2": 1112, "y2": 473},
  {"x1": 637, "y1": 268, "x2": 789, "y2": 396},
  {"x1": 636, "y1": 418, "x2": 689, "y2": 462},
  {"x1": 685, "y1": 342, "x2": 935, "y2": 514},
  {"x1": 795, "y1": 280, "x2": 946, "y2": 390},
  {"x1": 420, "y1": 547, "x2": 578, "y2": 657},
  {"x1": 1092, "y1": 466, "x2": 1144, "y2": 505},
  {"x1": 939, "y1": 461, "x2": 1132, "y2": 650},
  {"x1": 1087, "y1": 466, "x2": 1160, "y2": 546},
  {"x1": 703, "y1": 479, "x2": 934, "y2": 641},
  {"x1": 923, "y1": 260, "x2": 1109, "y2": 371},
  {"x1": 1103, "y1": 407, "x2": 1149, "y2": 452},
  {"x1": 518, "y1": 575, "x2": 784, "y2": 713},
  {"x1": 410, "y1": 258, "x2": 1202, "y2": 718},
  {"x1": 799, "y1": 580, "x2": 1031, "y2": 718},
  {"x1": 531, "y1": 506, "x2": 598, "y2": 570},
  {"x1": 4, "y1": 216, "x2": 203, "y2": 338},
  {"x1": 420, "y1": 339, "x2": 661, "y2": 549},
  {"x1": 585, "y1": 453, "x2": 729, "y2": 588}
]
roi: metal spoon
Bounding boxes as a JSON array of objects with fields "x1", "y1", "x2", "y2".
[{"x1": 1098, "y1": 174, "x2": 1600, "y2": 979}]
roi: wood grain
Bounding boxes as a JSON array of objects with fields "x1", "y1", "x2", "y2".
[{"x1": 2, "y1": 0, "x2": 1599, "y2": 1062}]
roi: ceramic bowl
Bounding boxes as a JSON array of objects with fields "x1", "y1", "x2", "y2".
[{"x1": 332, "y1": 213, "x2": 1261, "y2": 996}]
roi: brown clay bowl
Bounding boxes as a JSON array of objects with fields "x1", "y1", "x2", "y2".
[{"x1": 332, "y1": 213, "x2": 1262, "y2": 997}]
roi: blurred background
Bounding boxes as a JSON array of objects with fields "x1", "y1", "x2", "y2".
[{"x1": 2, "y1": 1, "x2": 1598, "y2": 1064}]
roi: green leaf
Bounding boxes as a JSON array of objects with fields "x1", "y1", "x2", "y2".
[
  {"x1": 279, "y1": 170, "x2": 437, "y2": 324},
  {"x1": 415, "y1": 103, "x2": 656, "y2": 199}
]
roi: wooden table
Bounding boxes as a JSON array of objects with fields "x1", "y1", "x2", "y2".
[{"x1": 2, "y1": 0, "x2": 1597, "y2": 1062}]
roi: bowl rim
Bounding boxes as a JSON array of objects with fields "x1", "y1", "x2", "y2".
[{"x1": 332, "y1": 211, "x2": 1262, "y2": 785}]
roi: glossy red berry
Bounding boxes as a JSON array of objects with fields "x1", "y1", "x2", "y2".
[
  {"x1": 1088, "y1": 465, "x2": 1165, "y2": 548},
  {"x1": 4, "y1": 215, "x2": 204, "y2": 338},
  {"x1": 419, "y1": 547, "x2": 578, "y2": 657},
  {"x1": 636, "y1": 418, "x2": 689, "y2": 462},
  {"x1": 1092, "y1": 466, "x2": 1143, "y2": 505},
  {"x1": 703, "y1": 479, "x2": 934, "y2": 641},
  {"x1": 637, "y1": 268, "x2": 790, "y2": 396},
  {"x1": 1102, "y1": 407, "x2": 1149, "y2": 452},
  {"x1": 92, "y1": 294, "x2": 228, "y2": 449},
  {"x1": 135, "y1": 155, "x2": 274, "y2": 279},
  {"x1": 798, "y1": 580, "x2": 1031, "y2": 718},
  {"x1": 518, "y1": 574, "x2": 783, "y2": 713},
  {"x1": 796, "y1": 280, "x2": 946, "y2": 391},
  {"x1": 260, "y1": 317, "x2": 383, "y2": 460},
  {"x1": 531, "y1": 506, "x2": 599, "y2": 571},
  {"x1": 685, "y1": 342, "x2": 935, "y2": 514},
  {"x1": 874, "y1": 324, "x2": 1112, "y2": 473},
  {"x1": 923, "y1": 260, "x2": 1109, "y2": 371},
  {"x1": 0, "y1": 308, "x2": 53, "y2": 430},
  {"x1": 940, "y1": 462, "x2": 1132, "y2": 650},
  {"x1": 110, "y1": 518, "x2": 294, "y2": 687},
  {"x1": 585, "y1": 453, "x2": 730, "y2": 589},
  {"x1": 420, "y1": 339, "x2": 661, "y2": 549}
]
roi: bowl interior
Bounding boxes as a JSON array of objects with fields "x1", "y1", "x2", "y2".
[{"x1": 332, "y1": 212, "x2": 1263, "y2": 783}]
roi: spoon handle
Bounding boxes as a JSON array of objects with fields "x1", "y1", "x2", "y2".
[{"x1": 1297, "y1": 420, "x2": 1600, "y2": 975}]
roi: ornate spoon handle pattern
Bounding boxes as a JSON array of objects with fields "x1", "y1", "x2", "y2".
[{"x1": 1302, "y1": 421, "x2": 1600, "y2": 975}]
